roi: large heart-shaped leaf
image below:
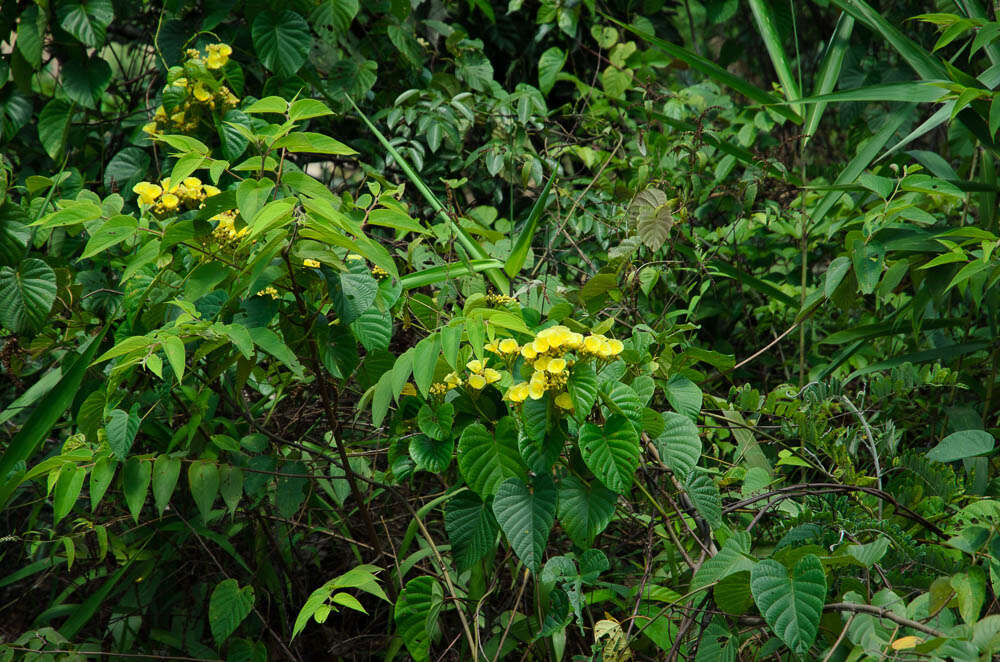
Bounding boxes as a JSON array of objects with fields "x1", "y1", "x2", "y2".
[
  {"x1": 444, "y1": 491, "x2": 499, "y2": 572},
  {"x1": 251, "y1": 10, "x2": 311, "y2": 76},
  {"x1": 409, "y1": 435, "x2": 454, "y2": 473},
  {"x1": 493, "y1": 475, "x2": 556, "y2": 573},
  {"x1": 209, "y1": 579, "x2": 255, "y2": 646},
  {"x1": 579, "y1": 414, "x2": 640, "y2": 494},
  {"x1": 556, "y1": 476, "x2": 617, "y2": 548},
  {"x1": 394, "y1": 576, "x2": 443, "y2": 662},
  {"x1": 0, "y1": 257, "x2": 56, "y2": 332},
  {"x1": 457, "y1": 418, "x2": 526, "y2": 496},
  {"x1": 686, "y1": 471, "x2": 722, "y2": 528},
  {"x1": 655, "y1": 412, "x2": 702, "y2": 480},
  {"x1": 567, "y1": 362, "x2": 599, "y2": 421},
  {"x1": 750, "y1": 554, "x2": 827, "y2": 655},
  {"x1": 61, "y1": 55, "x2": 112, "y2": 109},
  {"x1": 600, "y1": 382, "x2": 643, "y2": 428}
]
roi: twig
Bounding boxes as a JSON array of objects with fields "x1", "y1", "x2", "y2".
[
  {"x1": 823, "y1": 603, "x2": 944, "y2": 638},
  {"x1": 820, "y1": 613, "x2": 855, "y2": 662},
  {"x1": 493, "y1": 568, "x2": 531, "y2": 662}
]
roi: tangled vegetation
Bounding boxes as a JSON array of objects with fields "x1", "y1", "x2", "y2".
[{"x1": 2, "y1": 0, "x2": 1000, "y2": 660}]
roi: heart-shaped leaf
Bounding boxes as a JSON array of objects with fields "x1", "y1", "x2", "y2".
[
  {"x1": 0, "y1": 257, "x2": 56, "y2": 332},
  {"x1": 579, "y1": 414, "x2": 640, "y2": 494},
  {"x1": 409, "y1": 434, "x2": 454, "y2": 473},
  {"x1": 457, "y1": 418, "x2": 526, "y2": 496},
  {"x1": 556, "y1": 476, "x2": 617, "y2": 548},
  {"x1": 209, "y1": 579, "x2": 255, "y2": 646},
  {"x1": 394, "y1": 576, "x2": 443, "y2": 662},
  {"x1": 750, "y1": 554, "x2": 827, "y2": 655},
  {"x1": 654, "y1": 412, "x2": 702, "y2": 480},
  {"x1": 493, "y1": 475, "x2": 556, "y2": 573},
  {"x1": 445, "y1": 491, "x2": 499, "y2": 572}
]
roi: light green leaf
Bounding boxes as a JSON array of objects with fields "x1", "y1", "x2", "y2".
[
  {"x1": 89, "y1": 455, "x2": 115, "y2": 511},
  {"x1": 952, "y1": 567, "x2": 986, "y2": 624},
  {"x1": 579, "y1": 414, "x2": 640, "y2": 494},
  {"x1": 38, "y1": 99, "x2": 73, "y2": 160},
  {"x1": 209, "y1": 579, "x2": 255, "y2": 646},
  {"x1": 457, "y1": 418, "x2": 526, "y2": 497},
  {"x1": 664, "y1": 374, "x2": 702, "y2": 419},
  {"x1": 289, "y1": 99, "x2": 334, "y2": 122},
  {"x1": 81, "y1": 215, "x2": 137, "y2": 259},
  {"x1": 686, "y1": 471, "x2": 722, "y2": 528},
  {"x1": 847, "y1": 537, "x2": 889, "y2": 567},
  {"x1": 52, "y1": 464, "x2": 85, "y2": 524},
  {"x1": 538, "y1": 47, "x2": 566, "y2": 95},
  {"x1": 654, "y1": 412, "x2": 702, "y2": 480},
  {"x1": 394, "y1": 576, "x2": 443, "y2": 662},
  {"x1": 692, "y1": 531, "x2": 753, "y2": 591},
  {"x1": 272, "y1": 132, "x2": 357, "y2": 155},
  {"x1": 493, "y1": 475, "x2": 556, "y2": 573},
  {"x1": 556, "y1": 476, "x2": 617, "y2": 548},
  {"x1": 750, "y1": 555, "x2": 827, "y2": 655},
  {"x1": 247, "y1": 326, "x2": 305, "y2": 378}
]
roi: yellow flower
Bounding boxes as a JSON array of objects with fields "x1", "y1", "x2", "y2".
[
  {"x1": 172, "y1": 77, "x2": 188, "y2": 88},
  {"x1": 540, "y1": 325, "x2": 571, "y2": 349},
  {"x1": 485, "y1": 341, "x2": 500, "y2": 354},
  {"x1": 584, "y1": 335, "x2": 605, "y2": 353},
  {"x1": 444, "y1": 372, "x2": 462, "y2": 389},
  {"x1": 533, "y1": 356, "x2": 550, "y2": 372},
  {"x1": 193, "y1": 82, "x2": 212, "y2": 102},
  {"x1": 205, "y1": 43, "x2": 233, "y2": 69},
  {"x1": 483, "y1": 368, "x2": 501, "y2": 384},
  {"x1": 154, "y1": 106, "x2": 167, "y2": 121},
  {"x1": 521, "y1": 343, "x2": 538, "y2": 360},
  {"x1": 532, "y1": 336, "x2": 550, "y2": 353},
  {"x1": 566, "y1": 332, "x2": 584, "y2": 349},
  {"x1": 528, "y1": 382, "x2": 546, "y2": 400},
  {"x1": 547, "y1": 358, "x2": 566, "y2": 374},
  {"x1": 507, "y1": 382, "x2": 530, "y2": 403},
  {"x1": 160, "y1": 192, "x2": 180, "y2": 210},
  {"x1": 133, "y1": 181, "x2": 162, "y2": 205},
  {"x1": 202, "y1": 185, "x2": 221, "y2": 197},
  {"x1": 141, "y1": 121, "x2": 159, "y2": 136},
  {"x1": 554, "y1": 392, "x2": 574, "y2": 409},
  {"x1": 346, "y1": 253, "x2": 364, "y2": 261},
  {"x1": 400, "y1": 383, "x2": 417, "y2": 396},
  {"x1": 303, "y1": 258, "x2": 321, "y2": 268},
  {"x1": 467, "y1": 359, "x2": 484, "y2": 373},
  {"x1": 498, "y1": 338, "x2": 519, "y2": 354},
  {"x1": 890, "y1": 636, "x2": 921, "y2": 650},
  {"x1": 607, "y1": 339, "x2": 624, "y2": 356},
  {"x1": 160, "y1": 177, "x2": 176, "y2": 193},
  {"x1": 530, "y1": 370, "x2": 547, "y2": 387},
  {"x1": 183, "y1": 176, "x2": 202, "y2": 190},
  {"x1": 468, "y1": 374, "x2": 487, "y2": 390},
  {"x1": 257, "y1": 286, "x2": 279, "y2": 299}
]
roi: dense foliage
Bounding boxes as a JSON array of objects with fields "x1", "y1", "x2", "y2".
[{"x1": 2, "y1": 0, "x2": 1000, "y2": 660}]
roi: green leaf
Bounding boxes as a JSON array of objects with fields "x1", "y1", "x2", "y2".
[
  {"x1": 329, "y1": 270, "x2": 378, "y2": 325},
  {"x1": 952, "y1": 566, "x2": 986, "y2": 624},
  {"x1": 579, "y1": 414, "x2": 640, "y2": 494},
  {"x1": 654, "y1": 412, "x2": 702, "y2": 480},
  {"x1": 38, "y1": 99, "x2": 73, "y2": 160},
  {"x1": 394, "y1": 576, "x2": 443, "y2": 662},
  {"x1": 417, "y1": 402, "x2": 454, "y2": 441},
  {"x1": 219, "y1": 465, "x2": 243, "y2": 514},
  {"x1": 927, "y1": 429, "x2": 995, "y2": 462},
  {"x1": 247, "y1": 327, "x2": 305, "y2": 378},
  {"x1": 104, "y1": 147, "x2": 151, "y2": 194},
  {"x1": 272, "y1": 132, "x2": 358, "y2": 155},
  {"x1": 538, "y1": 47, "x2": 566, "y2": 95},
  {"x1": 803, "y1": 13, "x2": 855, "y2": 147},
  {"x1": 52, "y1": 464, "x2": 85, "y2": 525},
  {"x1": 160, "y1": 336, "x2": 185, "y2": 381},
  {"x1": 824, "y1": 256, "x2": 852, "y2": 297},
  {"x1": 16, "y1": 6, "x2": 46, "y2": 67},
  {"x1": 556, "y1": 476, "x2": 617, "y2": 548},
  {"x1": 251, "y1": 11, "x2": 311, "y2": 76},
  {"x1": 152, "y1": 455, "x2": 181, "y2": 517},
  {"x1": 350, "y1": 309, "x2": 392, "y2": 352},
  {"x1": 80, "y1": 215, "x2": 137, "y2": 259},
  {"x1": 0, "y1": 258, "x2": 56, "y2": 332},
  {"x1": 409, "y1": 435, "x2": 454, "y2": 473},
  {"x1": 567, "y1": 361, "x2": 599, "y2": 422},
  {"x1": 685, "y1": 471, "x2": 722, "y2": 528},
  {"x1": 412, "y1": 335, "x2": 440, "y2": 397},
  {"x1": 189, "y1": 460, "x2": 220, "y2": 522},
  {"x1": 106, "y1": 407, "x2": 140, "y2": 460},
  {"x1": 209, "y1": 579, "x2": 255, "y2": 646},
  {"x1": 505, "y1": 174, "x2": 555, "y2": 277},
  {"x1": 61, "y1": 55, "x2": 112, "y2": 109},
  {"x1": 493, "y1": 475, "x2": 557, "y2": 573},
  {"x1": 0, "y1": 202, "x2": 31, "y2": 267},
  {"x1": 88, "y1": 455, "x2": 115, "y2": 511},
  {"x1": 600, "y1": 382, "x2": 643, "y2": 428},
  {"x1": 445, "y1": 491, "x2": 499, "y2": 572},
  {"x1": 847, "y1": 537, "x2": 889, "y2": 567},
  {"x1": 457, "y1": 418, "x2": 526, "y2": 497},
  {"x1": 288, "y1": 99, "x2": 334, "y2": 122},
  {"x1": 851, "y1": 241, "x2": 884, "y2": 295},
  {"x1": 750, "y1": 555, "x2": 827, "y2": 655},
  {"x1": 123, "y1": 457, "x2": 151, "y2": 523},
  {"x1": 692, "y1": 531, "x2": 753, "y2": 591},
  {"x1": 58, "y1": 0, "x2": 114, "y2": 47},
  {"x1": 664, "y1": 374, "x2": 702, "y2": 419}
]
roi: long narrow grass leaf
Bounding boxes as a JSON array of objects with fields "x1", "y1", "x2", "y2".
[
  {"x1": 607, "y1": 15, "x2": 802, "y2": 124},
  {"x1": 749, "y1": 0, "x2": 802, "y2": 117},
  {"x1": 804, "y1": 13, "x2": 854, "y2": 147},
  {"x1": 505, "y1": 174, "x2": 555, "y2": 277},
  {"x1": 793, "y1": 82, "x2": 945, "y2": 105},
  {"x1": 400, "y1": 260, "x2": 506, "y2": 290},
  {"x1": 878, "y1": 102, "x2": 953, "y2": 159}
]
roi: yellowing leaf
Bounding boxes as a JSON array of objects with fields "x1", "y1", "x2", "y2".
[{"x1": 891, "y1": 636, "x2": 921, "y2": 650}]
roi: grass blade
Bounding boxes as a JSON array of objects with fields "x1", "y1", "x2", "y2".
[
  {"x1": 345, "y1": 97, "x2": 509, "y2": 292},
  {"x1": 505, "y1": 174, "x2": 555, "y2": 277},
  {"x1": 400, "y1": 260, "x2": 506, "y2": 290},
  {"x1": 878, "y1": 101, "x2": 953, "y2": 159},
  {"x1": 749, "y1": 0, "x2": 802, "y2": 117},
  {"x1": 607, "y1": 15, "x2": 802, "y2": 124},
  {"x1": 804, "y1": 12, "x2": 854, "y2": 147},
  {"x1": 954, "y1": 0, "x2": 1000, "y2": 65},
  {"x1": 792, "y1": 81, "x2": 945, "y2": 105}
]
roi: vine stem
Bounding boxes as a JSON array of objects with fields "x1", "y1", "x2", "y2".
[
  {"x1": 839, "y1": 393, "x2": 883, "y2": 517},
  {"x1": 823, "y1": 603, "x2": 944, "y2": 638}
]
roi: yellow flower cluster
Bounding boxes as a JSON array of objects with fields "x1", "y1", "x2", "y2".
[
  {"x1": 257, "y1": 286, "x2": 279, "y2": 299},
  {"x1": 142, "y1": 45, "x2": 238, "y2": 136},
  {"x1": 465, "y1": 359, "x2": 502, "y2": 390},
  {"x1": 303, "y1": 258, "x2": 321, "y2": 268},
  {"x1": 133, "y1": 176, "x2": 220, "y2": 216},
  {"x1": 502, "y1": 325, "x2": 624, "y2": 405},
  {"x1": 211, "y1": 210, "x2": 247, "y2": 244},
  {"x1": 371, "y1": 265, "x2": 389, "y2": 279},
  {"x1": 485, "y1": 293, "x2": 517, "y2": 306}
]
